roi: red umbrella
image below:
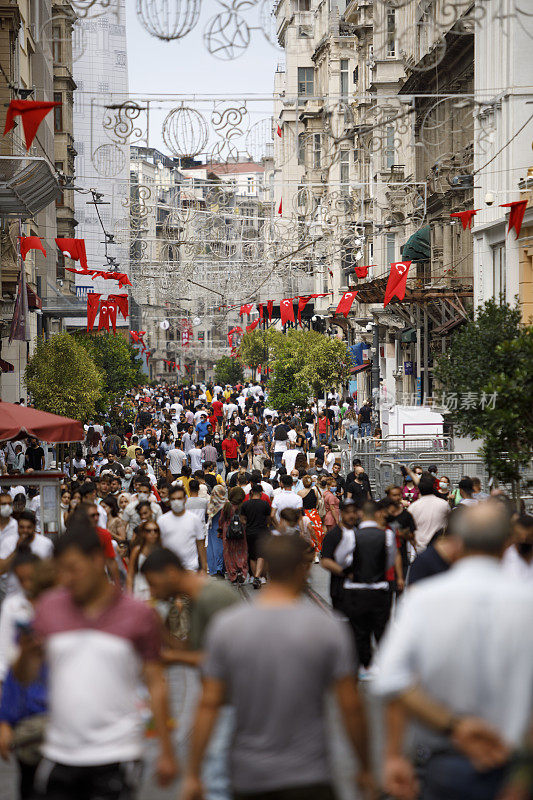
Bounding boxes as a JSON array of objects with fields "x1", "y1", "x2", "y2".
[{"x1": 0, "y1": 402, "x2": 84, "y2": 442}]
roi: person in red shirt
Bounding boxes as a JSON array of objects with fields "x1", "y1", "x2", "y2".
[
  {"x1": 221, "y1": 432, "x2": 239, "y2": 467},
  {"x1": 211, "y1": 399, "x2": 224, "y2": 430}
]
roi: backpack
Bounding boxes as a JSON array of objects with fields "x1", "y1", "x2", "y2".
[
  {"x1": 226, "y1": 511, "x2": 245, "y2": 540},
  {"x1": 104, "y1": 436, "x2": 120, "y2": 456}
]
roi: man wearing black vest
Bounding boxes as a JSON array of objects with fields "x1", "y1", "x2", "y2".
[
  {"x1": 320, "y1": 499, "x2": 358, "y2": 610},
  {"x1": 343, "y1": 500, "x2": 397, "y2": 674}
]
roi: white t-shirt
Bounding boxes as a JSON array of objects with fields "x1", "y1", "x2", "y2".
[
  {"x1": 272, "y1": 490, "x2": 303, "y2": 520},
  {"x1": 225, "y1": 403, "x2": 238, "y2": 420},
  {"x1": 281, "y1": 450, "x2": 299, "y2": 473},
  {"x1": 170, "y1": 403, "x2": 183, "y2": 421},
  {"x1": 158, "y1": 510, "x2": 205, "y2": 570},
  {"x1": 189, "y1": 447, "x2": 203, "y2": 473},
  {"x1": 167, "y1": 448, "x2": 186, "y2": 475},
  {"x1": 0, "y1": 532, "x2": 53, "y2": 595},
  {"x1": 409, "y1": 494, "x2": 450, "y2": 551},
  {"x1": 260, "y1": 481, "x2": 274, "y2": 500},
  {"x1": 324, "y1": 452, "x2": 336, "y2": 474}
]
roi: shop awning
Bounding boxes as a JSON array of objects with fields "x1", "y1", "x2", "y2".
[
  {"x1": 0, "y1": 156, "x2": 60, "y2": 218},
  {"x1": 350, "y1": 363, "x2": 371, "y2": 374},
  {"x1": 27, "y1": 286, "x2": 41, "y2": 310},
  {"x1": 401, "y1": 225, "x2": 430, "y2": 262},
  {"x1": 400, "y1": 328, "x2": 417, "y2": 343}
]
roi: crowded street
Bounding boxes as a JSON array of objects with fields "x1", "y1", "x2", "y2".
[{"x1": 1, "y1": 0, "x2": 533, "y2": 798}]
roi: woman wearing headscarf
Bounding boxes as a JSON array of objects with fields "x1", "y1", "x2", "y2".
[
  {"x1": 219, "y1": 487, "x2": 248, "y2": 584},
  {"x1": 206, "y1": 485, "x2": 227, "y2": 577}
]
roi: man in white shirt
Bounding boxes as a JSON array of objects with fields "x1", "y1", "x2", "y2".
[
  {"x1": 167, "y1": 444, "x2": 187, "y2": 478},
  {"x1": 0, "y1": 511, "x2": 53, "y2": 596},
  {"x1": 374, "y1": 502, "x2": 533, "y2": 800},
  {"x1": 225, "y1": 401, "x2": 238, "y2": 421},
  {"x1": 170, "y1": 402, "x2": 183, "y2": 422},
  {"x1": 158, "y1": 485, "x2": 207, "y2": 571},
  {"x1": 408, "y1": 473, "x2": 450, "y2": 551},
  {"x1": 271, "y1": 475, "x2": 303, "y2": 522},
  {"x1": 281, "y1": 443, "x2": 298, "y2": 474},
  {"x1": 188, "y1": 446, "x2": 203, "y2": 473}
]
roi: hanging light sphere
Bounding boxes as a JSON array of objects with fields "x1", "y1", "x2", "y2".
[
  {"x1": 136, "y1": 0, "x2": 201, "y2": 41},
  {"x1": 204, "y1": 10, "x2": 250, "y2": 60},
  {"x1": 162, "y1": 106, "x2": 209, "y2": 158}
]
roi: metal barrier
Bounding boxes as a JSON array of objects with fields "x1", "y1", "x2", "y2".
[{"x1": 375, "y1": 454, "x2": 490, "y2": 499}]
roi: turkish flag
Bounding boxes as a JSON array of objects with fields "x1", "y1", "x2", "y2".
[
  {"x1": 258, "y1": 303, "x2": 263, "y2": 321},
  {"x1": 335, "y1": 291, "x2": 358, "y2": 317},
  {"x1": 246, "y1": 318, "x2": 260, "y2": 333},
  {"x1": 4, "y1": 100, "x2": 61, "y2": 150},
  {"x1": 297, "y1": 295, "x2": 312, "y2": 324},
  {"x1": 239, "y1": 304, "x2": 253, "y2": 316},
  {"x1": 278, "y1": 198, "x2": 282, "y2": 216},
  {"x1": 19, "y1": 236, "x2": 46, "y2": 261},
  {"x1": 450, "y1": 209, "x2": 480, "y2": 230},
  {"x1": 500, "y1": 200, "x2": 528, "y2": 239},
  {"x1": 108, "y1": 293, "x2": 129, "y2": 320},
  {"x1": 267, "y1": 300, "x2": 274, "y2": 321},
  {"x1": 355, "y1": 265, "x2": 374, "y2": 279},
  {"x1": 280, "y1": 298, "x2": 295, "y2": 326},
  {"x1": 55, "y1": 238, "x2": 88, "y2": 269},
  {"x1": 97, "y1": 302, "x2": 111, "y2": 332},
  {"x1": 86, "y1": 293, "x2": 101, "y2": 332},
  {"x1": 383, "y1": 261, "x2": 411, "y2": 307},
  {"x1": 277, "y1": 124, "x2": 282, "y2": 137}
]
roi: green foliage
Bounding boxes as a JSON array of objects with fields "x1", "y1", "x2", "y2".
[
  {"x1": 434, "y1": 299, "x2": 532, "y2": 491},
  {"x1": 266, "y1": 329, "x2": 350, "y2": 411},
  {"x1": 239, "y1": 331, "x2": 266, "y2": 376},
  {"x1": 25, "y1": 332, "x2": 103, "y2": 422},
  {"x1": 214, "y1": 356, "x2": 244, "y2": 387},
  {"x1": 480, "y1": 326, "x2": 533, "y2": 488},
  {"x1": 75, "y1": 333, "x2": 145, "y2": 409}
]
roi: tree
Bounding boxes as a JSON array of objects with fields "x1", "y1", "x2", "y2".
[
  {"x1": 75, "y1": 332, "x2": 145, "y2": 410},
  {"x1": 239, "y1": 330, "x2": 266, "y2": 379},
  {"x1": 266, "y1": 329, "x2": 350, "y2": 411},
  {"x1": 480, "y1": 325, "x2": 533, "y2": 496},
  {"x1": 214, "y1": 356, "x2": 244, "y2": 387},
  {"x1": 25, "y1": 332, "x2": 103, "y2": 421},
  {"x1": 434, "y1": 299, "x2": 531, "y2": 498}
]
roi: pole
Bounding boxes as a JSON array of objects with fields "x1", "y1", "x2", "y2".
[{"x1": 371, "y1": 323, "x2": 380, "y2": 425}]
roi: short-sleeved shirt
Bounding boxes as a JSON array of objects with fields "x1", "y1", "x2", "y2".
[
  {"x1": 241, "y1": 498, "x2": 271, "y2": 537},
  {"x1": 158, "y1": 510, "x2": 205, "y2": 570},
  {"x1": 96, "y1": 527, "x2": 116, "y2": 560},
  {"x1": 34, "y1": 587, "x2": 160, "y2": 766},
  {"x1": 222, "y1": 438, "x2": 238, "y2": 460},
  {"x1": 188, "y1": 579, "x2": 239, "y2": 651},
  {"x1": 203, "y1": 601, "x2": 355, "y2": 792}
]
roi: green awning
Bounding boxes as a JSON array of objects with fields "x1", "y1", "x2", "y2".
[
  {"x1": 400, "y1": 328, "x2": 417, "y2": 343},
  {"x1": 401, "y1": 225, "x2": 430, "y2": 262}
]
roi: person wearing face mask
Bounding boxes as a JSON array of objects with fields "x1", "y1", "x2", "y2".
[
  {"x1": 502, "y1": 514, "x2": 533, "y2": 583},
  {"x1": 157, "y1": 485, "x2": 207, "y2": 572},
  {"x1": 122, "y1": 480, "x2": 162, "y2": 540},
  {"x1": 122, "y1": 469, "x2": 134, "y2": 491}
]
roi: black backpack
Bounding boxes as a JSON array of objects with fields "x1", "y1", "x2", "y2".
[{"x1": 226, "y1": 511, "x2": 245, "y2": 540}]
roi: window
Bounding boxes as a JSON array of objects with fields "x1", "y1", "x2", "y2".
[
  {"x1": 386, "y1": 233, "x2": 396, "y2": 264},
  {"x1": 385, "y1": 125, "x2": 395, "y2": 168},
  {"x1": 492, "y1": 243, "x2": 506, "y2": 301},
  {"x1": 340, "y1": 150, "x2": 350, "y2": 186},
  {"x1": 52, "y1": 25, "x2": 61, "y2": 62},
  {"x1": 55, "y1": 160, "x2": 64, "y2": 206},
  {"x1": 53, "y1": 92, "x2": 62, "y2": 131},
  {"x1": 294, "y1": 0, "x2": 310, "y2": 9},
  {"x1": 313, "y1": 133, "x2": 321, "y2": 169},
  {"x1": 340, "y1": 59, "x2": 349, "y2": 97},
  {"x1": 353, "y1": 65, "x2": 358, "y2": 84},
  {"x1": 298, "y1": 132, "x2": 306, "y2": 165},
  {"x1": 386, "y1": 9, "x2": 396, "y2": 56},
  {"x1": 298, "y1": 67, "x2": 314, "y2": 97}
]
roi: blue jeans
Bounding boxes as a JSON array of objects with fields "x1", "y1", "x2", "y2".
[
  {"x1": 347, "y1": 423, "x2": 359, "y2": 441},
  {"x1": 420, "y1": 752, "x2": 508, "y2": 800},
  {"x1": 274, "y1": 451, "x2": 284, "y2": 468},
  {"x1": 207, "y1": 512, "x2": 224, "y2": 575},
  {"x1": 361, "y1": 422, "x2": 371, "y2": 437}
]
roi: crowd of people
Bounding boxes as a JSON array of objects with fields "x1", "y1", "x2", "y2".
[{"x1": 0, "y1": 380, "x2": 531, "y2": 800}]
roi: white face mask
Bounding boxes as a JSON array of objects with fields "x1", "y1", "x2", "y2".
[
  {"x1": 0, "y1": 505, "x2": 13, "y2": 518},
  {"x1": 137, "y1": 492, "x2": 149, "y2": 501},
  {"x1": 171, "y1": 499, "x2": 185, "y2": 513}
]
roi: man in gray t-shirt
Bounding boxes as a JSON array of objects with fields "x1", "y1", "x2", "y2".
[{"x1": 181, "y1": 536, "x2": 372, "y2": 800}]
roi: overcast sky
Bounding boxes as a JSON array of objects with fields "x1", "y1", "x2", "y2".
[{"x1": 125, "y1": 0, "x2": 282, "y2": 153}]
